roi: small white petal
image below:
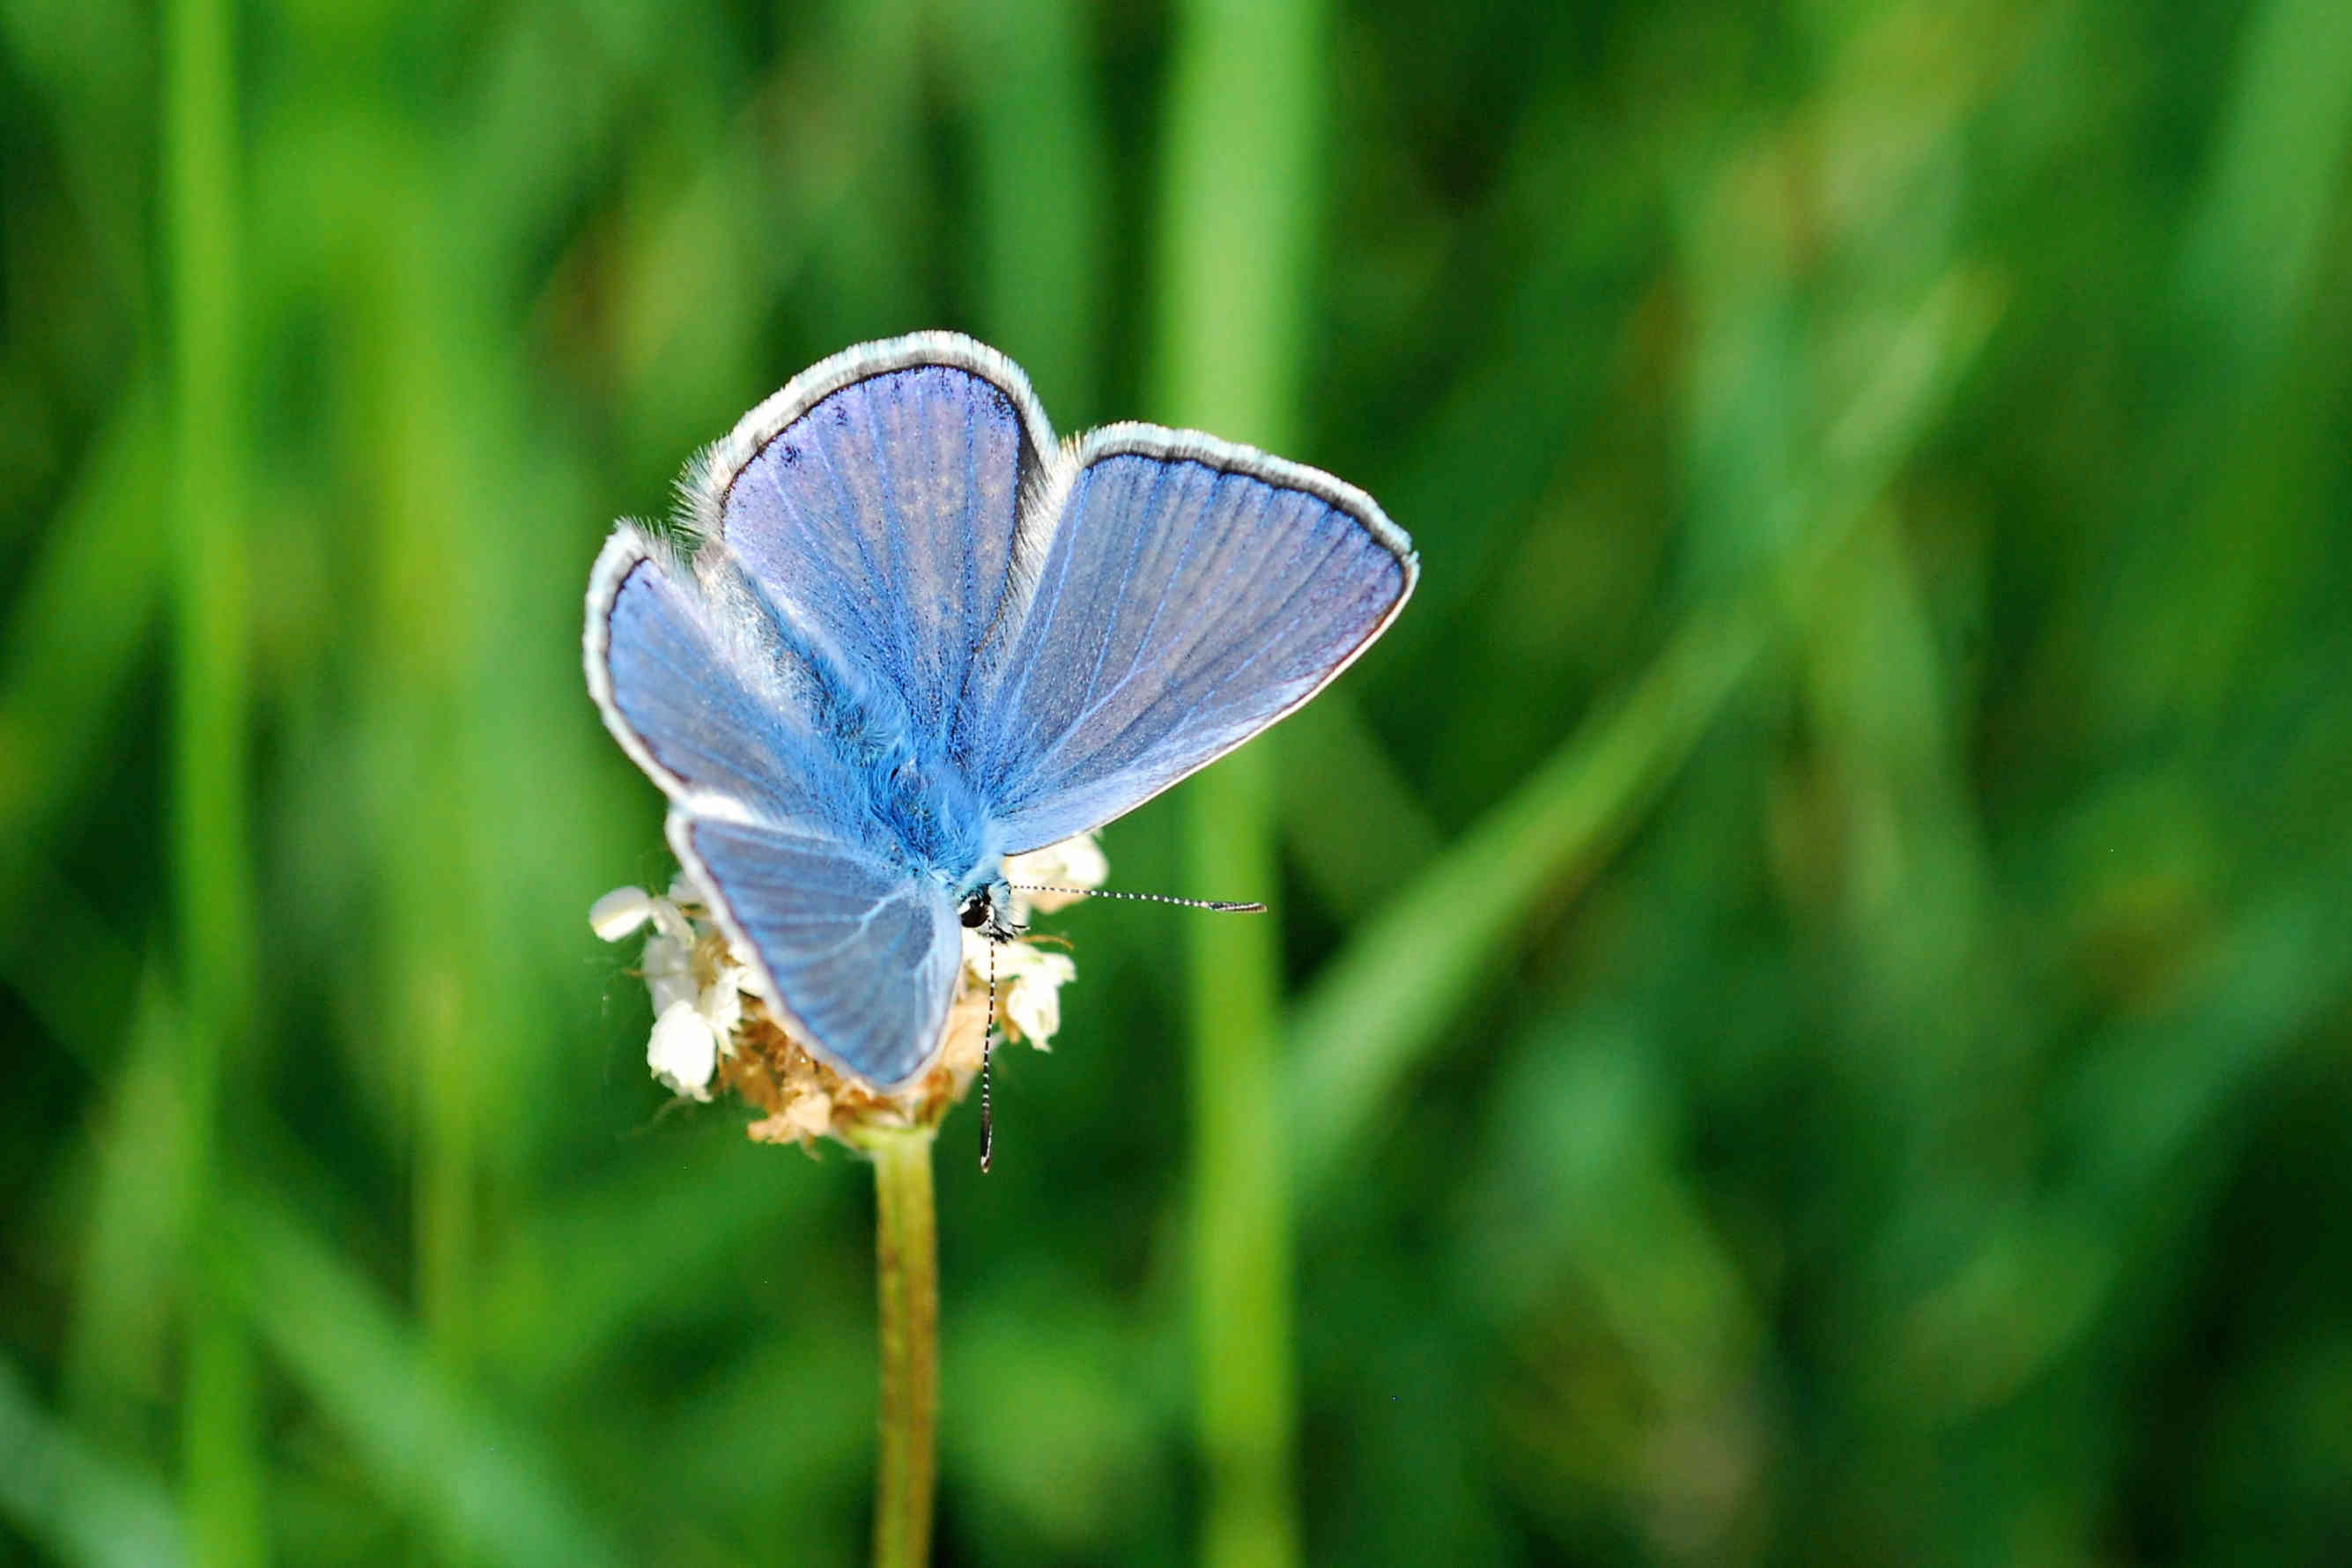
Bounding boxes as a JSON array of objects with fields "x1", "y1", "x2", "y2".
[
  {"x1": 647, "y1": 895, "x2": 695, "y2": 948},
  {"x1": 1002, "y1": 947, "x2": 1076, "y2": 1046},
  {"x1": 697, "y1": 972, "x2": 743, "y2": 1039},
  {"x1": 641, "y1": 929, "x2": 699, "y2": 1017},
  {"x1": 589, "y1": 886, "x2": 655, "y2": 941},
  {"x1": 1004, "y1": 975, "x2": 1061, "y2": 1046},
  {"x1": 995, "y1": 941, "x2": 1069, "y2": 984},
  {"x1": 648, "y1": 999, "x2": 721, "y2": 1099},
  {"x1": 1005, "y1": 832, "x2": 1108, "y2": 916}
]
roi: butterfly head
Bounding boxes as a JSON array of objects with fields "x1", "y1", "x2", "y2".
[{"x1": 958, "y1": 876, "x2": 1023, "y2": 943}]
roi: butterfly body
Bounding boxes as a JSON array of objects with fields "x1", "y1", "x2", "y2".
[{"x1": 588, "y1": 333, "x2": 1413, "y2": 1090}]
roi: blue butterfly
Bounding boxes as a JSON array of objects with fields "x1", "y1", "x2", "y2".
[{"x1": 586, "y1": 332, "x2": 1416, "y2": 1089}]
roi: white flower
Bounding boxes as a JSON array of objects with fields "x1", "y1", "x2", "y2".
[
  {"x1": 998, "y1": 942, "x2": 1077, "y2": 1046},
  {"x1": 1002, "y1": 831, "x2": 1108, "y2": 918},
  {"x1": 592, "y1": 878, "x2": 752, "y2": 1100},
  {"x1": 647, "y1": 999, "x2": 721, "y2": 1100},
  {"x1": 588, "y1": 884, "x2": 658, "y2": 941},
  {"x1": 956, "y1": 925, "x2": 1078, "y2": 1050}
]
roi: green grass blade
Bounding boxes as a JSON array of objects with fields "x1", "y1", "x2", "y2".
[
  {"x1": 163, "y1": 0, "x2": 262, "y2": 1555},
  {"x1": 2177, "y1": 0, "x2": 2352, "y2": 373},
  {"x1": 0, "y1": 376, "x2": 165, "y2": 895},
  {"x1": 231, "y1": 1197, "x2": 629, "y2": 1568},
  {"x1": 949, "y1": 0, "x2": 1108, "y2": 416},
  {"x1": 1289, "y1": 270, "x2": 2001, "y2": 1202},
  {"x1": 0, "y1": 1357, "x2": 186, "y2": 1568},
  {"x1": 1154, "y1": 0, "x2": 1329, "y2": 1562},
  {"x1": 1288, "y1": 592, "x2": 1770, "y2": 1202}
]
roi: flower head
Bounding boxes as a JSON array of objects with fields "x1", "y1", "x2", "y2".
[{"x1": 591, "y1": 832, "x2": 1106, "y2": 1147}]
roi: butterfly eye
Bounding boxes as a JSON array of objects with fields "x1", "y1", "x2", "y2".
[{"x1": 958, "y1": 890, "x2": 992, "y2": 930}]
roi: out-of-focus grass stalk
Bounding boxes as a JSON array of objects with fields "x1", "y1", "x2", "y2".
[
  {"x1": 2177, "y1": 0, "x2": 2352, "y2": 376},
  {"x1": 1154, "y1": 0, "x2": 1324, "y2": 1564},
  {"x1": 0, "y1": 381, "x2": 165, "y2": 911},
  {"x1": 230, "y1": 1194, "x2": 628, "y2": 1566},
  {"x1": 380, "y1": 249, "x2": 483, "y2": 1396},
  {"x1": 861, "y1": 1130, "x2": 940, "y2": 1568},
  {"x1": 954, "y1": 0, "x2": 1106, "y2": 416},
  {"x1": 343, "y1": 204, "x2": 499, "y2": 1541},
  {"x1": 0, "y1": 1357, "x2": 186, "y2": 1568},
  {"x1": 164, "y1": 0, "x2": 263, "y2": 1558}
]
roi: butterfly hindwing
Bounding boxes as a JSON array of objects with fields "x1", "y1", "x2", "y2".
[
  {"x1": 673, "y1": 815, "x2": 961, "y2": 1090},
  {"x1": 969, "y1": 425, "x2": 1417, "y2": 853},
  {"x1": 588, "y1": 528, "x2": 837, "y2": 824}
]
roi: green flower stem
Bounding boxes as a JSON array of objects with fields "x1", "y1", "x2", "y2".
[{"x1": 865, "y1": 1128, "x2": 939, "y2": 1568}]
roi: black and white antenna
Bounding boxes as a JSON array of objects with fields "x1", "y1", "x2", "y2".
[
  {"x1": 975, "y1": 888, "x2": 1263, "y2": 1172},
  {"x1": 980, "y1": 940, "x2": 997, "y2": 1173},
  {"x1": 1009, "y1": 885, "x2": 1266, "y2": 913}
]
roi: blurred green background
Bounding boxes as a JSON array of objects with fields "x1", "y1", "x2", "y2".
[{"x1": 6, "y1": 0, "x2": 2352, "y2": 1563}]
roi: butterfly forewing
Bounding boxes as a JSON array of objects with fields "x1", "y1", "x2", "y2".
[
  {"x1": 590, "y1": 530, "x2": 840, "y2": 823},
  {"x1": 970, "y1": 426, "x2": 1416, "y2": 854},
  {"x1": 696, "y1": 337, "x2": 1057, "y2": 745}
]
